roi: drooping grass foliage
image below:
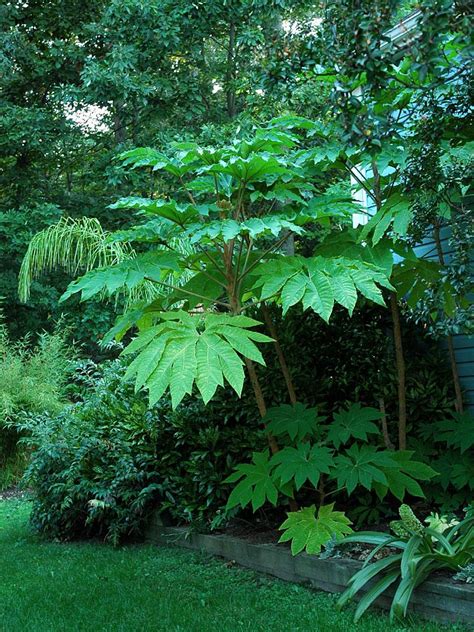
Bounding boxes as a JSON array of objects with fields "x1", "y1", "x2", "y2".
[
  {"x1": 18, "y1": 217, "x2": 133, "y2": 302},
  {"x1": 18, "y1": 215, "x2": 193, "y2": 308}
]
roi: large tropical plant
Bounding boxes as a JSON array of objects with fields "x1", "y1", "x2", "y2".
[{"x1": 19, "y1": 117, "x2": 437, "y2": 549}]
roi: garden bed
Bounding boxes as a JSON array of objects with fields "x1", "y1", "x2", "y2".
[{"x1": 146, "y1": 517, "x2": 474, "y2": 626}]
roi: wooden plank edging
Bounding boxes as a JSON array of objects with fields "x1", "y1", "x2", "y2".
[{"x1": 146, "y1": 525, "x2": 474, "y2": 626}]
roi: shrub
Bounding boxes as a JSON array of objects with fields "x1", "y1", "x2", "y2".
[
  {"x1": 19, "y1": 360, "x2": 262, "y2": 543},
  {"x1": 0, "y1": 316, "x2": 71, "y2": 489}
]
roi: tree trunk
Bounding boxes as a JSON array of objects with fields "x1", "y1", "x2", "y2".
[
  {"x1": 226, "y1": 22, "x2": 236, "y2": 118},
  {"x1": 113, "y1": 99, "x2": 126, "y2": 145},
  {"x1": 261, "y1": 305, "x2": 297, "y2": 405},
  {"x1": 244, "y1": 357, "x2": 298, "y2": 511},
  {"x1": 390, "y1": 293, "x2": 407, "y2": 450},
  {"x1": 378, "y1": 397, "x2": 395, "y2": 450},
  {"x1": 433, "y1": 224, "x2": 464, "y2": 413}
]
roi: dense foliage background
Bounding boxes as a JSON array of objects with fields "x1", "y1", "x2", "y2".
[{"x1": 1, "y1": 0, "x2": 472, "y2": 552}]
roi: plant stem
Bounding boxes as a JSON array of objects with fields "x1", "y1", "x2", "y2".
[
  {"x1": 244, "y1": 357, "x2": 298, "y2": 512},
  {"x1": 390, "y1": 292, "x2": 407, "y2": 450},
  {"x1": 378, "y1": 397, "x2": 395, "y2": 450},
  {"x1": 261, "y1": 305, "x2": 297, "y2": 404}
]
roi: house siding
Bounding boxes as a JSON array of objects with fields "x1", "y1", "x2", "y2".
[{"x1": 413, "y1": 226, "x2": 474, "y2": 412}]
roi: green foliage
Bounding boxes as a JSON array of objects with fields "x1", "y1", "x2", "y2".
[
  {"x1": 272, "y1": 444, "x2": 333, "y2": 491},
  {"x1": 278, "y1": 504, "x2": 353, "y2": 555},
  {"x1": 264, "y1": 402, "x2": 323, "y2": 442},
  {"x1": 326, "y1": 403, "x2": 382, "y2": 449},
  {"x1": 225, "y1": 450, "x2": 278, "y2": 512},
  {"x1": 0, "y1": 318, "x2": 71, "y2": 489},
  {"x1": 338, "y1": 504, "x2": 474, "y2": 621},
  {"x1": 254, "y1": 256, "x2": 393, "y2": 320},
  {"x1": 17, "y1": 359, "x2": 263, "y2": 541},
  {"x1": 434, "y1": 412, "x2": 474, "y2": 454},
  {"x1": 333, "y1": 445, "x2": 395, "y2": 495},
  {"x1": 123, "y1": 312, "x2": 272, "y2": 407},
  {"x1": 225, "y1": 399, "x2": 437, "y2": 554}
]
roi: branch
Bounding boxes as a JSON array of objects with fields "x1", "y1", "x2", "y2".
[{"x1": 143, "y1": 276, "x2": 229, "y2": 309}]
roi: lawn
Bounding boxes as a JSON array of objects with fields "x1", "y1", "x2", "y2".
[{"x1": 0, "y1": 499, "x2": 466, "y2": 632}]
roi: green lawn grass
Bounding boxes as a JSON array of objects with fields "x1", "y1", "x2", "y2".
[{"x1": 0, "y1": 499, "x2": 466, "y2": 632}]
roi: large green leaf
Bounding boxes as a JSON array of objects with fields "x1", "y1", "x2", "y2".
[
  {"x1": 434, "y1": 412, "x2": 474, "y2": 453},
  {"x1": 110, "y1": 197, "x2": 200, "y2": 225},
  {"x1": 373, "y1": 450, "x2": 438, "y2": 501},
  {"x1": 123, "y1": 312, "x2": 272, "y2": 407},
  {"x1": 201, "y1": 153, "x2": 292, "y2": 182},
  {"x1": 264, "y1": 402, "x2": 324, "y2": 442},
  {"x1": 271, "y1": 444, "x2": 334, "y2": 490},
  {"x1": 253, "y1": 255, "x2": 393, "y2": 320},
  {"x1": 360, "y1": 194, "x2": 413, "y2": 244},
  {"x1": 60, "y1": 252, "x2": 181, "y2": 302},
  {"x1": 326, "y1": 403, "x2": 382, "y2": 449},
  {"x1": 278, "y1": 504, "x2": 353, "y2": 555},
  {"x1": 332, "y1": 445, "x2": 396, "y2": 495},
  {"x1": 225, "y1": 450, "x2": 279, "y2": 512}
]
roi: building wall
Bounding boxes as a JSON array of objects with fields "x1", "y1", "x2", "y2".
[{"x1": 412, "y1": 226, "x2": 474, "y2": 412}]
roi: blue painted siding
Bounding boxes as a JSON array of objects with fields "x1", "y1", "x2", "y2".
[{"x1": 413, "y1": 226, "x2": 474, "y2": 412}]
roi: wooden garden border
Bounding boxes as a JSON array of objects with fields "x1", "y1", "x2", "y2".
[{"x1": 146, "y1": 518, "x2": 474, "y2": 626}]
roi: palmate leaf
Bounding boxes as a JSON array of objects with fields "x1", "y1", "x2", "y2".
[
  {"x1": 264, "y1": 402, "x2": 324, "y2": 442},
  {"x1": 451, "y1": 455, "x2": 474, "y2": 490},
  {"x1": 279, "y1": 504, "x2": 353, "y2": 555},
  {"x1": 271, "y1": 444, "x2": 334, "y2": 490},
  {"x1": 373, "y1": 451, "x2": 438, "y2": 501},
  {"x1": 225, "y1": 450, "x2": 278, "y2": 512},
  {"x1": 200, "y1": 153, "x2": 292, "y2": 182},
  {"x1": 332, "y1": 445, "x2": 396, "y2": 495},
  {"x1": 185, "y1": 215, "x2": 306, "y2": 245},
  {"x1": 60, "y1": 251, "x2": 181, "y2": 302},
  {"x1": 110, "y1": 197, "x2": 200, "y2": 226},
  {"x1": 327, "y1": 403, "x2": 382, "y2": 449},
  {"x1": 253, "y1": 255, "x2": 393, "y2": 321},
  {"x1": 434, "y1": 412, "x2": 474, "y2": 454},
  {"x1": 119, "y1": 147, "x2": 197, "y2": 177},
  {"x1": 123, "y1": 312, "x2": 273, "y2": 408}
]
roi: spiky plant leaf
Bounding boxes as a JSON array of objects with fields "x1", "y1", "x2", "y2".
[
  {"x1": 60, "y1": 252, "x2": 181, "y2": 303},
  {"x1": 279, "y1": 504, "x2": 353, "y2": 555},
  {"x1": 110, "y1": 197, "x2": 199, "y2": 226},
  {"x1": 332, "y1": 445, "x2": 396, "y2": 495},
  {"x1": 253, "y1": 255, "x2": 393, "y2": 320},
  {"x1": 434, "y1": 412, "x2": 474, "y2": 454}
]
